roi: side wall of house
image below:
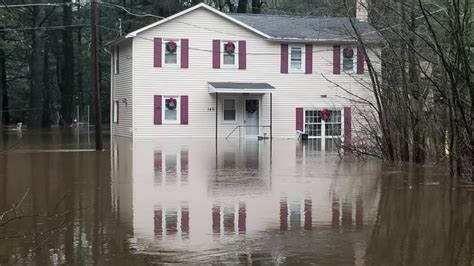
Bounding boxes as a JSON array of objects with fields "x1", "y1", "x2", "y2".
[
  {"x1": 112, "y1": 40, "x2": 133, "y2": 138},
  {"x1": 132, "y1": 8, "x2": 379, "y2": 140}
]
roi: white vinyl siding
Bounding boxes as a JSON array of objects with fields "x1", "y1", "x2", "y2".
[
  {"x1": 127, "y1": 7, "x2": 379, "y2": 140},
  {"x1": 111, "y1": 40, "x2": 133, "y2": 138}
]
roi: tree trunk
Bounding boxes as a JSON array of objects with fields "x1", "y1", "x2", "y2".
[
  {"x1": 226, "y1": 0, "x2": 234, "y2": 12},
  {"x1": 408, "y1": 0, "x2": 425, "y2": 164},
  {"x1": 60, "y1": 0, "x2": 75, "y2": 126},
  {"x1": 251, "y1": 0, "x2": 262, "y2": 14},
  {"x1": 42, "y1": 46, "x2": 51, "y2": 128},
  {"x1": 0, "y1": 30, "x2": 4, "y2": 128},
  {"x1": 237, "y1": 0, "x2": 247, "y2": 13},
  {"x1": 29, "y1": 5, "x2": 47, "y2": 129}
]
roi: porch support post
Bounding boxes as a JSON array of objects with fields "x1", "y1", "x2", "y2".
[
  {"x1": 215, "y1": 92, "x2": 219, "y2": 140},
  {"x1": 270, "y1": 93, "x2": 273, "y2": 139}
]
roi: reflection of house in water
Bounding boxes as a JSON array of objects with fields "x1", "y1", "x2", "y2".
[{"x1": 111, "y1": 138, "x2": 381, "y2": 258}]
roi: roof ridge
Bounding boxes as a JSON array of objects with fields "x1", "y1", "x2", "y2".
[{"x1": 228, "y1": 13, "x2": 348, "y2": 20}]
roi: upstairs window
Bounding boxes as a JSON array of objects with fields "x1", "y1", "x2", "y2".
[
  {"x1": 163, "y1": 96, "x2": 180, "y2": 124},
  {"x1": 342, "y1": 47, "x2": 356, "y2": 72},
  {"x1": 223, "y1": 98, "x2": 236, "y2": 122},
  {"x1": 221, "y1": 40, "x2": 239, "y2": 67},
  {"x1": 114, "y1": 46, "x2": 120, "y2": 74},
  {"x1": 163, "y1": 40, "x2": 180, "y2": 66},
  {"x1": 289, "y1": 45, "x2": 304, "y2": 72}
]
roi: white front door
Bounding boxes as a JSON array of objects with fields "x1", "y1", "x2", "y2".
[{"x1": 243, "y1": 98, "x2": 260, "y2": 137}]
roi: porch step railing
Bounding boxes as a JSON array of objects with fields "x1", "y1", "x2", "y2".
[{"x1": 225, "y1": 125, "x2": 272, "y2": 140}]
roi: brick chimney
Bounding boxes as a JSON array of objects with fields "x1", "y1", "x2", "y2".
[{"x1": 356, "y1": 0, "x2": 369, "y2": 21}]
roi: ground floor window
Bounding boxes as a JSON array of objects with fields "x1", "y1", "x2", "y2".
[
  {"x1": 223, "y1": 98, "x2": 236, "y2": 122},
  {"x1": 163, "y1": 96, "x2": 180, "y2": 124},
  {"x1": 305, "y1": 109, "x2": 342, "y2": 137},
  {"x1": 113, "y1": 101, "x2": 119, "y2": 123}
]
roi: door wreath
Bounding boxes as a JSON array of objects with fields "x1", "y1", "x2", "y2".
[{"x1": 246, "y1": 100, "x2": 258, "y2": 113}]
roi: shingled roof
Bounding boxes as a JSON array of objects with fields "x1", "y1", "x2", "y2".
[
  {"x1": 229, "y1": 13, "x2": 382, "y2": 43},
  {"x1": 107, "y1": 4, "x2": 383, "y2": 47}
]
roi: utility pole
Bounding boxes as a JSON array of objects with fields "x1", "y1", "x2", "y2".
[{"x1": 91, "y1": 0, "x2": 103, "y2": 150}]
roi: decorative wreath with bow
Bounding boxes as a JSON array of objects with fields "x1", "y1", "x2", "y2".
[
  {"x1": 343, "y1": 47, "x2": 354, "y2": 58},
  {"x1": 225, "y1": 41, "x2": 235, "y2": 55},
  {"x1": 246, "y1": 100, "x2": 258, "y2": 113},
  {"x1": 165, "y1": 97, "x2": 177, "y2": 110},
  {"x1": 166, "y1": 41, "x2": 177, "y2": 54},
  {"x1": 321, "y1": 108, "x2": 330, "y2": 122}
]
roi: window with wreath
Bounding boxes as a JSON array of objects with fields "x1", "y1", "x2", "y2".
[
  {"x1": 164, "y1": 40, "x2": 180, "y2": 65},
  {"x1": 305, "y1": 109, "x2": 342, "y2": 138},
  {"x1": 222, "y1": 41, "x2": 238, "y2": 66},
  {"x1": 223, "y1": 99, "x2": 236, "y2": 122},
  {"x1": 290, "y1": 45, "x2": 304, "y2": 71},
  {"x1": 163, "y1": 96, "x2": 180, "y2": 123},
  {"x1": 342, "y1": 47, "x2": 356, "y2": 72}
]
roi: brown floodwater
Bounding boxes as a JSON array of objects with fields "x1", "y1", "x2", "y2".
[{"x1": 0, "y1": 129, "x2": 472, "y2": 265}]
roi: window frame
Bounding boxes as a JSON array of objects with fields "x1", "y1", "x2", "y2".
[
  {"x1": 220, "y1": 40, "x2": 239, "y2": 68},
  {"x1": 341, "y1": 46, "x2": 357, "y2": 73},
  {"x1": 162, "y1": 39, "x2": 181, "y2": 67},
  {"x1": 162, "y1": 96, "x2": 181, "y2": 124},
  {"x1": 114, "y1": 46, "x2": 120, "y2": 75},
  {"x1": 113, "y1": 100, "x2": 119, "y2": 123},
  {"x1": 289, "y1": 44, "x2": 305, "y2": 73},
  {"x1": 222, "y1": 97, "x2": 238, "y2": 124}
]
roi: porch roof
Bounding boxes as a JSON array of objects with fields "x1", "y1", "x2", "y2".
[{"x1": 208, "y1": 82, "x2": 275, "y2": 94}]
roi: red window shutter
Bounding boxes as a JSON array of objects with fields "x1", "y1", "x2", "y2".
[
  {"x1": 239, "y1": 40, "x2": 246, "y2": 70},
  {"x1": 333, "y1": 45, "x2": 341, "y2": 74},
  {"x1": 281, "y1": 44, "x2": 289, "y2": 74},
  {"x1": 212, "y1": 40, "x2": 220, "y2": 69},
  {"x1": 212, "y1": 205, "x2": 221, "y2": 234},
  {"x1": 344, "y1": 107, "x2": 352, "y2": 146},
  {"x1": 296, "y1": 107, "x2": 304, "y2": 131},
  {"x1": 305, "y1": 44, "x2": 313, "y2": 74},
  {"x1": 181, "y1": 95, "x2": 189, "y2": 125},
  {"x1": 154, "y1": 208, "x2": 162, "y2": 236},
  {"x1": 154, "y1": 38, "x2": 162, "y2": 68},
  {"x1": 154, "y1": 151, "x2": 162, "y2": 176},
  {"x1": 357, "y1": 46, "x2": 365, "y2": 74},
  {"x1": 181, "y1": 39, "x2": 189, "y2": 69},
  {"x1": 180, "y1": 150, "x2": 188, "y2": 173},
  {"x1": 154, "y1": 95, "x2": 162, "y2": 125}
]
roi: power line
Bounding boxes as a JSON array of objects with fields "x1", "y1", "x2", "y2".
[
  {"x1": 0, "y1": 2, "x2": 78, "y2": 8},
  {"x1": 0, "y1": 24, "x2": 87, "y2": 32}
]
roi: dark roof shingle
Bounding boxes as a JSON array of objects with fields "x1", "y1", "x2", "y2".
[{"x1": 229, "y1": 13, "x2": 382, "y2": 42}]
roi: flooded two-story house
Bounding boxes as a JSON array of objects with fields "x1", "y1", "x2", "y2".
[{"x1": 107, "y1": 2, "x2": 382, "y2": 151}]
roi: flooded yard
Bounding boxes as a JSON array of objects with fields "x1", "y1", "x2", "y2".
[{"x1": 0, "y1": 129, "x2": 472, "y2": 265}]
